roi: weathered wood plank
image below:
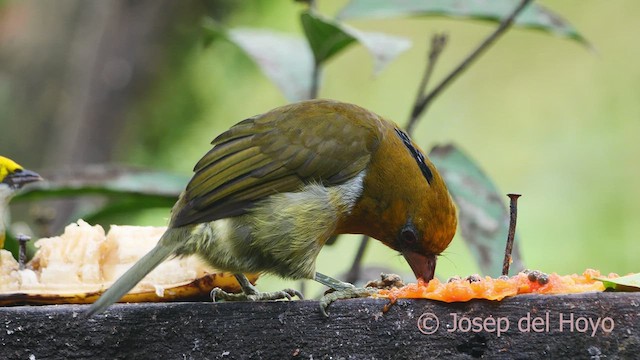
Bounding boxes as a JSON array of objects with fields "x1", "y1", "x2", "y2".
[{"x1": 1, "y1": 293, "x2": 638, "y2": 359}]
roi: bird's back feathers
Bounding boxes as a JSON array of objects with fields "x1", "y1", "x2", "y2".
[{"x1": 171, "y1": 100, "x2": 385, "y2": 228}]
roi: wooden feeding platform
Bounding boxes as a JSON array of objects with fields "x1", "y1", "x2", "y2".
[{"x1": 1, "y1": 292, "x2": 638, "y2": 359}]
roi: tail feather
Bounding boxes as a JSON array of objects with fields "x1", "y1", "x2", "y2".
[{"x1": 84, "y1": 241, "x2": 174, "y2": 317}]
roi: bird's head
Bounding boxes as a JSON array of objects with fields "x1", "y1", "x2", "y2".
[
  {"x1": 340, "y1": 126, "x2": 457, "y2": 282},
  {"x1": 382, "y1": 164, "x2": 457, "y2": 283},
  {"x1": 393, "y1": 131, "x2": 457, "y2": 283},
  {"x1": 0, "y1": 156, "x2": 43, "y2": 191},
  {"x1": 391, "y1": 191, "x2": 457, "y2": 283}
]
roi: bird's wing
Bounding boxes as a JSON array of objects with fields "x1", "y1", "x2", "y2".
[{"x1": 170, "y1": 101, "x2": 384, "y2": 228}]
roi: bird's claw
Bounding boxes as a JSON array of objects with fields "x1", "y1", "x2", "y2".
[
  {"x1": 246, "y1": 288, "x2": 304, "y2": 301},
  {"x1": 319, "y1": 287, "x2": 377, "y2": 317},
  {"x1": 210, "y1": 287, "x2": 303, "y2": 303},
  {"x1": 210, "y1": 287, "x2": 245, "y2": 302}
]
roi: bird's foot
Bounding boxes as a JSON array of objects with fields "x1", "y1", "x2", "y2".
[
  {"x1": 319, "y1": 286, "x2": 377, "y2": 317},
  {"x1": 210, "y1": 273, "x2": 303, "y2": 303},
  {"x1": 210, "y1": 287, "x2": 303, "y2": 302}
]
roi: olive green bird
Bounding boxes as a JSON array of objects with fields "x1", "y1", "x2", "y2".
[{"x1": 86, "y1": 99, "x2": 457, "y2": 317}]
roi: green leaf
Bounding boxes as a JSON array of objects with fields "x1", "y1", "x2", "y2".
[
  {"x1": 300, "y1": 12, "x2": 355, "y2": 66},
  {"x1": 202, "y1": 19, "x2": 315, "y2": 102},
  {"x1": 13, "y1": 165, "x2": 187, "y2": 203},
  {"x1": 429, "y1": 143, "x2": 524, "y2": 277},
  {"x1": 596, "y1": 273, "x2": 640, "y2": 292},
  {"x1": 300, "y1": 10, "x2": 411, "y2": 74},
  {"x1": 338, "y1": 0, "x2": 588, "y2": 46},
  {"x1": 7, "y1": 165, "x2": 187, "y2": 260}
]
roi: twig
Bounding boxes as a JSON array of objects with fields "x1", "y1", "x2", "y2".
[
  {"x1": 406, "y1": 33, "x2": 448, "y2": 135},
  {"x1": 502, "y1": 194, "x2": 521, "y2": 276},
  {"x1": 411, "y1": 0, "x2": 534, "y2": 122},
  {"x1": 347, "y1": 34, "x2": 448, "y2": 283},
  {"x1": 307, "y1": 0, "x2": 320, "y2": 100},
  {"x1": 310, "y1": 63, "x2": 320, "y2": 99}
]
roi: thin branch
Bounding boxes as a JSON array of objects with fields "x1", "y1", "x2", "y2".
[
  {"x1": 346, "y1": 34, "x2": 447, "y2": 283},
  {"x1": 310, "y1": 62, "x2": 320, "y2": 99},
  {"x1": 406, "y1": 33, "x2": 448, "y2": 136},
  {"x1": 307, "y1": 0, "x2": 320, "y2": 100},
  {"x1": 412, "y1": 0, "x2": 534, "y2": 122}
]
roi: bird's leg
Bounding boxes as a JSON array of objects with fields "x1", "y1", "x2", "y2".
[
  {"x1": 210, "y1": 273, "x2": 303, "y2": 302},
  {"x1": 315, "y1": 272, "x2": 377, "y2": 317}
]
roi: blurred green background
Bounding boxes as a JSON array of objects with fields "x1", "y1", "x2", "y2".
[{"x1": 0, "y1": 0, "x2": 638, "y2": 295}]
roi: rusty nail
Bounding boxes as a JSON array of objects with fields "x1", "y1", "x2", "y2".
[
  {"x1": 17, "y1": 234, "x2": 31, "y2": 270},
  {"x1": 502, "y1": 194, "x2": 521, "y2": 276}
]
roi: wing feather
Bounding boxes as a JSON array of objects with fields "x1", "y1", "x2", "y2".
[
  {"x1": 194, "y1": 135, "x2": 255, "y2": 172},
  {"x1": 170, "y1": 100, "x2": 385, "y2": 228}
]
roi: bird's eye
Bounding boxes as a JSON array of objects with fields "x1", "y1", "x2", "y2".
[{"x1": 400, "y1": 226, "x2": 418, "y2": 245}]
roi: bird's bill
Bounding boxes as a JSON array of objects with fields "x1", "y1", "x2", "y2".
[
  {"x1": 402, "y1": 251, "x2": 437, "y2": 282},
  {"x1": 3, "y1": 168, "x2": 43, "y2": 189}
]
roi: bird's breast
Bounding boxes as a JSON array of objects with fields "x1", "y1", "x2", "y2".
[{"x1": 186, "y1": 172, "x2": 366, "y2": 280}]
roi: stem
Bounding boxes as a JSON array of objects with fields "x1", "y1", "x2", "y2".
[
  {"x1": 310, "y1": 61, "x2": 320, "y2": 99},
  {"x1": 346, "y1": 34, "x2": 448, "y2": 284},
  {"x1": 406, "y1": 33, "x2": 448, "y2": 135},
  {"x1": 307, "y1": 0, "x2": 320, "y2": 100},
  {"x1": 502, "y1": 194, "x2": 521, "y2": 276},
  {"x1": 412, "y1": 0, "x2": 534, "y2": 121}
]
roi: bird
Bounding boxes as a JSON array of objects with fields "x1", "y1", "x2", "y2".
[
  {"x1": 86, "y1": 99, "x2": 457, "y2": 317},
  {"x1": 0, "y1": 156, "x2": 43, "y2": 249}
]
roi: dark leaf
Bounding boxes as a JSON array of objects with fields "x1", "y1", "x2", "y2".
[
  {"x1": 429, "y1": 143, "x2": 524, "y2": 277},
  {"x1": 5, "y1": 165, "x2": 186, "y2": 261},
  {"x1": 13, "y1": 164, "x2": 187, "y2": 203},
  {"x1": 338, "y1": 0, "x2": 588, "y2": 46}
]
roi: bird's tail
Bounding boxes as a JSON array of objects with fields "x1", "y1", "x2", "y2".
[{"x1": 84, "y1": 236, "x2": 175, "y2": 318}]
